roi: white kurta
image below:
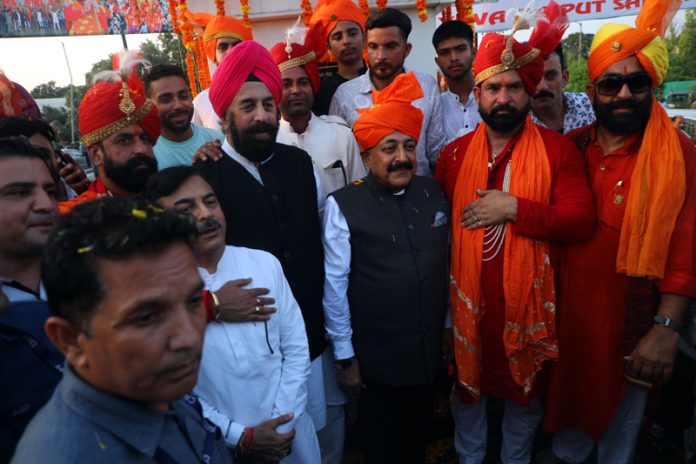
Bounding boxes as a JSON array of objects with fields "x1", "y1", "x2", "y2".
[
  {"x1": 195, "y1": 246, "x2": 313, "y2": 456},
  {"x1": 192, "y1": 89, "x2": 223, "y2": 132},
  {"x1": 277, "y1": 113, "x2": 366, "y2": 195}
]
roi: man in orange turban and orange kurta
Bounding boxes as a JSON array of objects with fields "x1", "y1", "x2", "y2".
[
  {"x1": 192, "y1": 14, "x2": 253, "y2": 132},
  {"x1": 58, "y1": 51, "x2": 160, "y2": 213},
  {"x1": 323, "y1": 71, "x2": 450, "y2": 463},
  {"x1": 543, "y1": 1, "x2": 696, "y2": 462},
  {"x1": 434, "y1": 22, "x2": 595, "y2": 463}
]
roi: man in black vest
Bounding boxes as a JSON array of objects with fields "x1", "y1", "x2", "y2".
[
  {"x1": 323, "y1": 72, "x2": 450, "y2": 463},
  {"x1": 194, "y1": 40, "x2": 330, "y2": 443}
]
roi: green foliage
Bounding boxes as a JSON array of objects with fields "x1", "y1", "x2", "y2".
[
  {"x1": 562, "y1": 32, "x2": 594, "y2": 61},
  {"x1": 666, "y1": 10, "x2": 696, "y2": 82},
  {"x1": 140, "y1": 33, "x2": 186, "y2": 68},
  {"x1": 30, "y1": 81, "x2": 68, "y2": 99},
  {"x1": 42, "y1": 106, "x2": 71, "y2": 143},
  {"x1": 565, "y1": 57, "x2": 591, "y2": 93}
]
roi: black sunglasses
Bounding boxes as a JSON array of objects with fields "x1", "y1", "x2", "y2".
[{"x1": 595, "y1": 73, "x2": 652, "y2": 96}]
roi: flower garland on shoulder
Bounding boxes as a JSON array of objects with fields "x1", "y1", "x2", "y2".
[
  {"x1": 416, "y1": 0, "x2": 427, "y2": 22},
  {"x1": 301, "y1": 0, "x2": 313, "y2": 26},
  {"x1": 240, "y1": 0, "x2": 251, "y2": 28}
]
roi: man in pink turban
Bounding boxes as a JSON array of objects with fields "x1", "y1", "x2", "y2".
[{"x1": 195, "y1": 40, "x2": 332, "y2": 463}]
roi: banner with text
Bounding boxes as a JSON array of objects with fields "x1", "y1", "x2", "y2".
[{"x1": 472, "y1": 0, "x2": 695, "y2": 32}]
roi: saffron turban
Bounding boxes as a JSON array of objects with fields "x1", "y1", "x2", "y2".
[
  {"x1": 209, "y1": 41, "x2": 283, "y2": 119},
  {"x1": 203, "y1": 15, "x2": 253, "y2": 63},
  {"x1": 473, "y1": 33, "x2": 543, "y2": 96},
  {"x1": 309, "y1": 0, "x2": 365, "y2": 40},
  {"x1": 353, "y1": 71, "x2": 423, "y2": 151},
  {"x1": 78, "y1": 59, "x2": 159, "y2": 146}
]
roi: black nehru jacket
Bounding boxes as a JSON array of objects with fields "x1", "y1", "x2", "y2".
[
  {"x1": 195, "y1": 143, "x2": 326, "y2": 360},
  {"x1": 331, "y1": 174, "x2": 450, "y2": 386}
]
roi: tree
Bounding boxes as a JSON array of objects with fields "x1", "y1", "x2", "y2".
[
  {"x1": 30, "y1": 81, "x2": 68, "y2": 99},
  {"x1": 562, "y1": 32, "x2": 594, "y2": 61},
  {"x1": 565, "y1": 56, "x2": 590, "y2": 93},
  {"x1": 666, "y1": 10, "x2": 696, "y2": 81},
  {"x1": 140, "y1": 33, "x2": 186, "y2": 68}
]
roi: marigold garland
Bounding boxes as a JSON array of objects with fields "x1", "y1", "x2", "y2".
[
  {"x1": 416, "y1": 0, "x2": 427, "y2": 22},
  {"x1": 185, "y1": 54, "x2": 198, "y2": 97},
  {"x1": 359, "y1": 0, "x2": 369, "y2": 20},
  {"x1": 195, "y1": 37, "x2": 211, "y2": 90},
  {"x1": 376, "y1": 0, "x2": 387, "y2": 10},
  {"x1": 168, "y1": 0, "x2": 179, "y2": 34},
  {"x1": 301, "y1": 0, "x2": 313, "y2": 26},
  {"x1": 440, "y1": 5, "x2": 452, "y2": 22},
  {"x1": 240, "y1": 0, "x2": 251, "y2": 28},
  {"x1": 215, "y1": 0, "x2": 225, "y2": 16},
  {"x1": 455, "y1": 0, "x2": 475, "y2": 26}
]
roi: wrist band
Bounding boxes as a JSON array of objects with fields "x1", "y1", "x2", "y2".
[{"x1": 654, "y1": 315, "x2": 682, "y2": 333}]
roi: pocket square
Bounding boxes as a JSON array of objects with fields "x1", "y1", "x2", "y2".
[{"x1": 432, "y1": 211, "x2": 448, "y2": 228}]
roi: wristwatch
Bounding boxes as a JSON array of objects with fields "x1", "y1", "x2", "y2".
[
  {"x1": 653, "y1": 315, "x2": 683, "y2": 333},
  {"x1": 334, "y1": 357, "x2": 354, "y2": 370}
]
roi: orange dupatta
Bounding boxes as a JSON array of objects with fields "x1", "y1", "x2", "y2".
[{"x1": 450, "y1": 116, "x2": 559, "y2": 398}]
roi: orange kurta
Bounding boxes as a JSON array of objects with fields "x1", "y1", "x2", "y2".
[{"x1": 544, "y1": 125, "x2": 696, "y2": 440}]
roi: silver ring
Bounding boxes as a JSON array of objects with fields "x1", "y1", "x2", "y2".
[
  {"x1": 256, "y1": 297, "x2": 261, "y2": 305},
  {"x1": 477, "y1": 220, "x2": 483, "y2": 227},
  {"x1": 255, "y1": 306, "x2": 260, "y2": 313}
]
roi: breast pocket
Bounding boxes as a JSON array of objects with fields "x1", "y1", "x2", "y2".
[
  {"x1": 323, "y1": 163, "x2": 348, "y2": 193},
  {"x1": 597, "y1": 187, "x2": 627, "y2": 232}
]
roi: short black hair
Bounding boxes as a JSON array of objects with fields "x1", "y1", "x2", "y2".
[
  {"x1": 432, "y1": 20, "x2": 474, "y2": 50},
  {"x1": 143, "y1": 64, "x2": 188, "y2": 97},
  {"x1": 545, "y1": 43, "x2": 567, "y2": 71},
  {"x1": 365, "y1": 7, "x2": 411, "y2": 41},
  {"x1": 144, "y1": 165, "x2": 200, "y2": 200},
  {"x1": 42, "y1": 197, "x2": 198, "y2": 332},
  {"x1": 0, "y1": 116, "x2": 57, "y2": 142},
  {"x1": 0, "y1": 136, "x2": 53, "y2": 168}
]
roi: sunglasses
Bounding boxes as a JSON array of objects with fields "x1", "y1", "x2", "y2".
[{"x1": 595, "y1": 73, "x2": 652, "y2": 96}]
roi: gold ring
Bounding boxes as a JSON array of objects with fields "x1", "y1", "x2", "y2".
[{"x1": 255, "y1": 306, "x2": 260, "y2": 313}]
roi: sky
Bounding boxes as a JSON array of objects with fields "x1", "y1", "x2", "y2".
[{"x1": 0, "y1": 10, "x2": 686, "y2": 92}]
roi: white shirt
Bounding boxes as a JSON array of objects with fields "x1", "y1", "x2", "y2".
[
  {"x1": 328, "y1": 71, "x2": 445, "y2": 177},
  {"x1": 277, "y1": 113, "x2": 367, "y2": 195},
  {"x1": 192, "y1": 89, "x2": 223, "y2": 132},
  {"x1": 220, "y1": 137, "x2": 327, "y2": 219},
  {"x1": 440, "y1": 90, "x2": 481, "y2": 143},
  {"x1": 195, "y1": 246, "x2": 310, "y2": 446}
]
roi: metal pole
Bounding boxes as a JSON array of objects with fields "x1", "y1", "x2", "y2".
[
  {"x1": 121, "y1": 32, "x2": 128, "y2": 49},
  {"x1": 578, "y1": 22, "x2": 583, "y2": 59},
  {"x1": 58, "y1": 40, "x2": 75, "y2": 145}
]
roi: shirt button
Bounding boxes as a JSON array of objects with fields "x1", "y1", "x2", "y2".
[
  {"x1": 271, "y1": 193, "x2": 280, "y2": 200},
  {"x1": 408, "y1": 224, "x2": 415, "y2": 231},
  {"x1": 278, "y1": 221, "x2": 286, "y2": 229},
  {"x1": 599, "y1": 165, "x2": 606, "y2": 171}
]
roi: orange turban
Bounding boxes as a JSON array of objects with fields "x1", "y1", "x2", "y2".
[
  {"x1": 309, "y1": 0, "x2": 365, "y2": 41},
  {"x1": 203, "y1": 15, "x2": 253, "y2": 63},
  {"x1": 473, "y1": 33, "x2": 543, "y2": 96},
  {"x1": 353, "y1": 71, "x2": 423, "y2": 151},
  {"x1": 270, "y1": 42, "x2": 321, "y2": 94},
  {"x1": 209, "y1": 41, "x2": 283, "y2": 119},
  {"x1": 78, "y1": 54, "x2": 160, "y2": 147}
]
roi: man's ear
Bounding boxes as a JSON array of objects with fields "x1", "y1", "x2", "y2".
[
  {"x1": 473, "y1": 85, "x2": 481, "y2": 104},
  {"x1": 44, "y1": 316, "x2": 89, "y2": 369},
  {"x1": 586, "y1": 83, "x2": 595, "y2": 101},
  {"x1": 561, "y1": 69, "x2": 570, "y2": 88},
  {"x1": 86, "y1": 144, "x2": 103, "y2": 168},
  {"x1": 360, "y1": 149, "x2": 371, "y2": 168},
  {"x1": 404, "y1": 42, "x2": 413, "y2": 58}
]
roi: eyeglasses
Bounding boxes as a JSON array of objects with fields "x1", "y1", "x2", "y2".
[{"x1": 595, "y1": 73, "x2": 652, "y2": 96}]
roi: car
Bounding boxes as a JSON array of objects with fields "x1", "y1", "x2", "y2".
[{"x1": 60, "y1": 147, "x2": 95, "y2": 180}]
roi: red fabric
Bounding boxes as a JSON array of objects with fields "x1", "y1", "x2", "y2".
[
  {"x1": 209, "y1": 41, "x2": 283, "y2": 119},
  {"x1": 473, "y1": 34, "x2": 544, "y2": 96},
  {"x1": 0, "y1": 75, "x2": 40, "y2": 120},
  {"x1": 528, "y1": 1, "x2": 569, "y2": 58},
  {"x1": 269, "y1": 42, "x2": 321, "y2": 95},
  {"x1": 435, "y1": 125, "x2": 595, "y2": 405},
  {"x1": 78, "y1": 75, "x2": 160, "y2": 146},
  {"x1": 544, "y1": 126, "x2": 696, "y2": 440}
]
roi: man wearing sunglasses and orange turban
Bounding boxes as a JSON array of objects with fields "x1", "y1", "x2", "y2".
[
  {"x1": 543, "y1": 1, "x2": 696, "y2": 462},
  {"x1": 435, "y1": 16, "x2": 595, "y2": 463}
]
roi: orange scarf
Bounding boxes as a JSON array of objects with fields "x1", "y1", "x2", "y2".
[
  {"x1": 616, "y1": 97, "x2": 686, "y2": 279},
  {"x1": 450, "y1": 116, "x2": 559, "y2": 398}
]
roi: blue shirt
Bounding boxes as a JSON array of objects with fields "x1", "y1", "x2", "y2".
[
  {"x1": 11, "y1": 365, "x2": 232, "y2": 464},
  {"x1": 154, "y1": 124, "x2": 224, "y2": 170}
]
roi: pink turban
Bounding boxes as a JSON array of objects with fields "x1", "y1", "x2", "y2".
[{"x1": 209, "y1": 41, "x2": 283, "y2": 119}]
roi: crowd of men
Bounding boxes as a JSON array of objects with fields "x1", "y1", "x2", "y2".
[{"x1": 1, "y1": 0, "x2": 695, "y2": 463}]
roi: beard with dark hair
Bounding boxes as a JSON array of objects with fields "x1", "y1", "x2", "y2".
[
  {"x1": 479, "y1": 100, "x2": 531, "y2": 133},
  {"x1": 592, "y1": 92, "x2": 652, "y2": 135},
  {"x1": 225, "y1": 112, "x2": 279, "y2": 163},
  {"x1": 162, "y1": 106, "x2": 194, "y2": 134},
  {"x1": 103, "y1": 153, "x2": 158, "y2": 193}
]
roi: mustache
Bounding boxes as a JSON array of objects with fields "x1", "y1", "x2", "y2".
[
  {"x1": 387, "y1": 160, "x2": 414, "y2": 172},
  {"x1": 534, "y1": 90, "x2": 554, "y2": 99},
  {"x1": 245, "y1": 122, "x2": 277, "y2": 135},
  {"x1": 27, "y1": 214, "x2": 55, "y2": 227},
  {"x1": 490, "y1": 104, "x2": 519, "y2": 115},
  {"x1": 124, "y1": 154, "x2": 157, "y2": 169},
  {"x1": 605, "y1": 99, "x2": 639, "y2": 110},
  {"x1": 198, "y1": 217, "x2": 222, "y2": 235}
]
